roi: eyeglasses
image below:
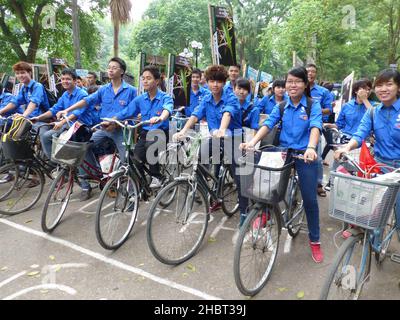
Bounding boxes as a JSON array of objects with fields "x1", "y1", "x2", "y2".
[
  {"x1": 107, "y1": 66, "x2": 120, "y2": 71},
  {"x1": 286, "y1": 80, "x2": 304, "y2": 85}
]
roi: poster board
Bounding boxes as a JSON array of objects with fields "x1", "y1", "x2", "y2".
[
  {"x1": 208, "y1": 5, "x2": 237, "y2": 66},
  {"x1": 338, "y1": 71, "x2": 355, "y2": 111},
  {"x1": 255, "y1": 71, "x2": 274, "y2": 99},
  {"x1": 244, "y1": 65, "x2": 259, "y2": 97},
  {"x1": 138, "y1": 52, "x2": 167, "y2": 94},
  {"x1": 47, "y1": 58, "x2": 69, "y2": 98},
  {"x1": 167, "y1": 54, "x2": 192, "y2": 107}
]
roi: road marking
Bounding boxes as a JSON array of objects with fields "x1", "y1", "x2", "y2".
[
  {"x1": 78, "y1": 199, "x2": 100, "y2": 214},
  {"x1": 0, "y1": 218, "x2": 221, "y2": 300},
  {"x1": 210, "y1": 216, "x2": 235, "y2": 238},
  {"x1": 3, "y1": 284, "x2": 77, "y2": 300},
  {"x1": 0, "y1": 271, "x2": 26, "y2": 289}
]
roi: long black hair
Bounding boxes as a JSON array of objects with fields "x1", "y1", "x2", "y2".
[{"x1": 286, "y1": 67, "x2": 311, "y2": 97}]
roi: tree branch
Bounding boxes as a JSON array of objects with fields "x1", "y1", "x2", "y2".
[
  {"x1": 9, "y1": 0, "x2": 34, "y2": 35},
  {"x1": 0, "y1": 8, "x2": 27, "y2": 60}
]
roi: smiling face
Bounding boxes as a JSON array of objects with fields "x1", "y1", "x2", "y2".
[
  {"x1": 306, "y1": 66, "x2": 317, "y2": 84},
  {"x1": 61, "y1": 74, "x2": 76, "y2": 92},
  {"x1": 375, "y1": 78, "x2": 400, "y2": 106},
  {"x1": 228, "y1": 66, "x2": 240, "y2": 82},
  {"x1": 191, "y1": 73, "x2": 201, "y2": 88},
  {"x1": 286, "y1": 74, "x2": 306, "y2": 100},
  {"x1": 15, "y1": 70, "x2": 32, "y2": 85}
]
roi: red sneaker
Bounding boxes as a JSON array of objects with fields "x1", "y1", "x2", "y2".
[
  {"x1": 209, "y1": 201, "x2": 222, "y2": 213},
  {"x1": 252, "y1": 212, "x2": 267, "y2": 230},
  {"x1": 310, "y1": 242, "x2": 324, "y2": 263}
]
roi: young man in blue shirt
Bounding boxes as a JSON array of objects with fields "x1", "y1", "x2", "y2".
[
  {"x1": 126, "y1": 65, "x2": 174, "y2": 188},
  {"x1": 58, "y1": 57, "x2": 138, "y2": 200},
  {"x1": 175, "y1": 65, "x2": 247, "y2": 227},
  {"x1": 185, "y1": 68, "x2": 210, "y2": 117},
  {"x1": 224, "y1": 64, "x2": 241, "y2": 96},
  {"x1": 0, "y1": 61, "x2": 50, "y2": 119},
  {"x1": 306, "y1": 63, "x2": 334, "y2": 197},
  {"x1": 0, "y1": 83, "x2": 23, "y2": 127}
]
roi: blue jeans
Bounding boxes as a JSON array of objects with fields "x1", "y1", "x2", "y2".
[
  {"x1": 39, "y1": 124, "x2": 69, "y2": 159},
  {"x1": 375, "y1": 156, "x2": 400, "y2": 229},
  {"x1": 85, "y1": 128, "x2": 126, "y2": 171},
  {"x1": 295, "y1": 158, "x2": 320, "y2": 242},
  {"x1": 317, "y1": 138, "x2": 323, "y2": 185}
]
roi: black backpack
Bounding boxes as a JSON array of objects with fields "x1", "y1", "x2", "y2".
[
  {"x1": 28, "y1": 82, "x2": 57, "y2": 111},
  {"x1": 242, "y1": 103, "x2": 255, "y2": 127}
]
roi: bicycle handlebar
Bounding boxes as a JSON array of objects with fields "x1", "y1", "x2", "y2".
[{"x1": 101, "y1": 118, "x2": 152, "y2": 130}]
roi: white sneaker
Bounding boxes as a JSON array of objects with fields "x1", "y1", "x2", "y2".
[{"x1": 150, "y1": 177, "x2": 162, "y2": 188}]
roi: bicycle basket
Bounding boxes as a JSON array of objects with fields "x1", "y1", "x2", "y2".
[
  {"x1": 329, "y1": 172, "x2": 400, "y2": 230},
  {"x1": 0, "y1": 133, "x2": 34, "y2": 160},
  {"x1": 239, "y1": 147, "x2": 294, "y2": 204},
  {"x1": 51, "y1": 136, "x2": 89, "y2": 167}
]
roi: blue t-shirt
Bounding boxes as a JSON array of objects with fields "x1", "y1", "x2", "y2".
[
  {"x1": 264, "y1": 94, "x2": 323, "y2": 150},
  {"x1": 50, "y1": 87, "x2": 96, "y2": 126},
  {"x1": 192, "y1": 88, "x2": 242, "y2": 136},
  {"x1": 336, "y1": 99, "x2": 371, "y2": 136},
  {"x1": 127, "y1": 90, "x2": 174, "y2": 131},
  {"x1": 241, "y1": 100, "x2": 260, "y2": 130},
  {"x1": 84, "y1": 81, "x2": 137, "y2": 121},
  {"x1": 257, "y1": 94, "x2": 288, "y2": 115},
  {"x1": 0, "y1": 92, "x2": 23, "y2": 117},
  {"x1": 185, "y1": 86, "x2": 210, "y2": 117},
  {"x1": 310, "y1": 84, "x2": 333, "y2": 123},
  {"x1": 352, "y1": 98, "x2": 400, "y2": 161},
  {"x1": 11, "y1": 80, "x2": 50, "y2": 118}
]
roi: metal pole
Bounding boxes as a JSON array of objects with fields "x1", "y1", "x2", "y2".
[{"x1": 195, "y1": 48, "x2": 198, "y2": 68}]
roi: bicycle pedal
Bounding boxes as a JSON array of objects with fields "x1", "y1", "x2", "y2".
[{"x1": 391, "y1": 253, "x2": 400, "y2": 264}]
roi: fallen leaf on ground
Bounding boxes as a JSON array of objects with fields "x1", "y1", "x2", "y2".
[
  {"x1": 30, "y1": 264, "x2": 39, "y2": 269},
  {"x1": 27, "y1": 271, "x2": 40, "y2": 277},
  {"x1": 40, "y1": 290, "x2": 48, "y2": 294},
  {"x1": 208, "y1": 237, "x2": 217, "y2": 243},
  {"x1": 138, "y1": 263, "x2": 144, "y2": 267},
  {"x1": 54, "y1": 265, "x2": 62, "y2": 272},
  {"x1": 1, "y1": 266, "x2": 8, "y2": 272},
  {"x1": 182, "y1": 273, "x2": 188, "y2": 277},
  {"x1": 49, "y1": 255, "x2": 55, "y2": 261},
  {"x1": 297, "y1": 291, "x2": 305, "y2": 299},
  {"x1": 186, "y1": 264, "x2": 196, "y2": 272},
  {"x1": 326, "y1": 228, "x2": 333, "y2": 232},
  {"x1": 278, "y1": 287, "x2": 288, "y2": 293},
  {"x1": 25, "y1": 219, "x2": 33, "y2": 224}
]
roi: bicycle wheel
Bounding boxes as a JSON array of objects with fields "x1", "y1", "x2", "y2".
[
  {"x1": 95, "y1": 171, "x2": 139, "y2": 250},
  {"x1": 0, "y1": 162, "x2": 44, "y2": 215},
  {"x1": 233, "y1": 206, "x2": 280, "y2": 296},
  {"x1": 320, "y1": 233, "x2": 371, "y2": 300},
  {"x1": 374, "y1": 208, "x2": 396, "y2": 265},
  {"x1": 41, "y1": 168, "x2": 73, "y2": 233},
  {"x1": 159, "y1": 148, "x2": 181, "y2": 207},
  {"x1": 146, "y1": 179, "x2": 209, "y2": 265},
  {"x1": 220, "y1": 167, "x2": 239, "y2": 217},
  {"x1": 286, "y1": 177, "x2": 305, "y2": 238}
]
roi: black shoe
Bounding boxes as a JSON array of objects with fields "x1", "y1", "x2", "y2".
[{"x1": 79, "y1": 189, "x2": 92, "y2": 202}]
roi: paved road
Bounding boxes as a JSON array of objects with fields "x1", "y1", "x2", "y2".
[{"x1": 0, "y1": 165, "x2": 399, "y2": 301}]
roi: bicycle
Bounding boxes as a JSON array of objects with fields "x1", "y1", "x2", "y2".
[
  {"x1": 94, "y1": 118, "x2": 179, "y2": 250},
  {"x1": 319, "y1": 153, "x2": 400, "y2": 300},
  {"x1": 233, "y1": 146, "x2": 306, "y2": 296},
  {"x1": 146, "y1": 132, "x2": 240, "y2": 265},
  {"x1": 0, "y1": 116, "x2": 58, "y2": 215},
  {"x1": 41, "y1": 120, "x2": 119, "y2": 233}
]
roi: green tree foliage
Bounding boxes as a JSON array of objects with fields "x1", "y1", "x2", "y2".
[
  {"x1": 0, "y1": 0, "x2": 108, "y2": 71},
  {"x1": 129, "y1": 0, "x2": 217, "y2": 68}
]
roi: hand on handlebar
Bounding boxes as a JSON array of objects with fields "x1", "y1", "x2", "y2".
[
  {"x1": 334, "y1": 147, "x2": 348, "y2": 161},
  {"x1": 239, "y1": 142, "x2": 255, "y2": 151},
  {"x1": 56, "y1": 110, "x2": 68, "y2": 120},
  {"x1": 303, "y1": 148, "x2": 318, "y2": 164},
  {"x1": 101, "y1": 121, "x2": 116, "y2": 132},
  {"x1": 173, "y1": 131, "x2": 186, "y2": 142},
  {"x1": 149, "y1": 116, "x2": 161, "y2": 124}
]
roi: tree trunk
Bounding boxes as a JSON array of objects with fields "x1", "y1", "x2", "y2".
[
  {"x1": 72, "y1": 0, "x2": 82, "y2": 68},
  {"x1": 114, "y1": 22, "x2": 120, "y2": 57}
]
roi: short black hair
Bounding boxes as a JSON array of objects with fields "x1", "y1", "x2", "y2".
[
  {"x1": 352, "y1": 79, "x2": 372, "y2": 96},
  {"x1": 77, "y1": 76, "x2": 82, "y2": 80},
  {"x1": 229, "y1": 64, "x2": 241, "y2": 70},
  {"x1": 192, "y1": 68, "x2": 202, "y2": 77},
  {"x1": 109, "y1": 57, "x2": 127, "y2": 75},
  {"x1": 205, "y1": 65, "x2": 228, "y2": 82},
  {"x1": 88, "y1": 71, "x2": 97, "y2": 79},
  {"x1": 374, "y1": 69, "x2": 400, "y2": 88},
  {"x1": 306, "y1": 63, "x2": 317, "y2": 70},
  {"x1": 234, "y1": 78, "x2": 251, "y2": 93},
  {"x1": 286, "y1": 67, "x2": 311, "y2": 97},
  {"x1": 141, "y1": 65, "x2": 161, "y2": 80},
  {"x1": 61, "y1": 68, "x2": 77, "y2": 80},
  {"x1": 273, "y1": 79, "x2": 286, "y2": 90}
]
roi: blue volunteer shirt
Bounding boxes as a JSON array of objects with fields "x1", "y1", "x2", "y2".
[
  {"x1": 263, "y1": 94, "x2": 323, "y2": 150},
  {"x1": 192, "y1": 88, "x2": 242, "y2": 136},
  {"x1": 50, "y1": 87, "x2": 96, "y2": 126},
  {"x1": 185, "y1": 86, "x2": 209, "y2": 117},
  {"x1": 336, "y1": 99, "x2": 372, "y2": 136},
  {"x1": 127, "y1": 90, "x2": 174, "y2": 131},
  {"x1": 257, "y1": 94, "x2": 288, "y2": 115},
  {"x1": 352, "y1": 98, "x2": 400, "y2": 161},
  {"x1": 84, "y1": 81, "x2": 137, "y2": 121},
  {"x1": 10, "y1": 80, "x2": 50, "y2": 118},
  {"x1": 0, "y1": 92, "x2": 23, "y2": 116},
  {"x1": 241, "y1": 100, "x2": 260, "y2": 130},
  {"x1": 310, "y1": 84, "x2": 333, "y2": 123}
]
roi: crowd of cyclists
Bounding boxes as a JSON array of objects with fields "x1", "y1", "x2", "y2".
[{"x1": 0, "y1": 56, "x2": 400, "y2": 273}]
